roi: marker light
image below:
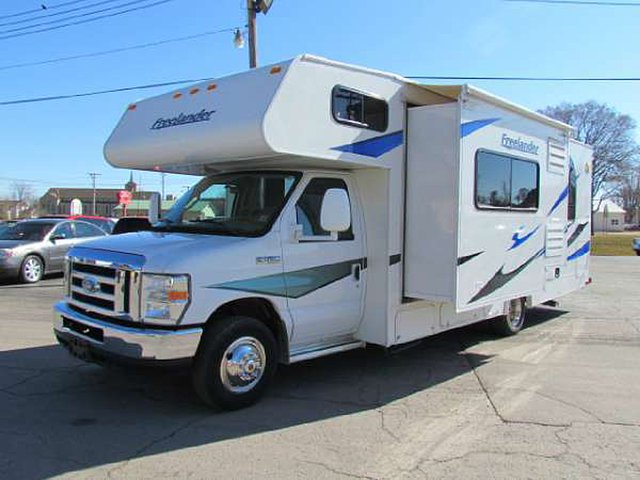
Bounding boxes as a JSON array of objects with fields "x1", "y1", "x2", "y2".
[
  {"x1": 207, "y1": 83, "x2": 217, "y2": 91},
  {"x1": 270, "y1": 66, "x2": 282, "y2": 74},
  {"x1": 173, "y1": 92, "x2": 183, "y2": 99},
  {"x1": 190, "y1": 88, "x2": 200, "y2": 95}
]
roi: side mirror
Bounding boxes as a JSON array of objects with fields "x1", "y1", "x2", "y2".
[
  {"x1": 320, "y1": 188, "x2": 351, "y2": 234},
  {"x1": 50, "y1": 234, "x2": 65, "y2": 242}
]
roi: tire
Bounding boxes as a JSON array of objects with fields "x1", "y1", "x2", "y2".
[
  {"x1": 192, "y1": 316, "x2": 278, "y2": 410},
  {"x1": 20, "y1": 255, "x2": 44, "y2": 283},
  {"x1": 491, "y1": 298, "x2": 526, "y2": 336}
]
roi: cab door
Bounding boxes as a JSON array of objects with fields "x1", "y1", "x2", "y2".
[
  {"x1": 47, "y1": 221, "x2": 76, "y2": 271},
  {"x1": 280, "y1": 175, "x2": 366, "y2": 349}
]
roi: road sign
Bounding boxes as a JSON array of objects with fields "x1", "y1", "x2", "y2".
[{"x1": 117, "y1": 190, "x2": 133, "y2": 206}]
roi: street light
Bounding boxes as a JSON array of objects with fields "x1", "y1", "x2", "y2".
[{"x1": 233, "y1": 28, "x2": 245, "y2": 48}]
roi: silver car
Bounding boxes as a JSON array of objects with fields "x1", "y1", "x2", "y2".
[{"x1": 0, "y1": 219, "x2": 108, "y2": 283}]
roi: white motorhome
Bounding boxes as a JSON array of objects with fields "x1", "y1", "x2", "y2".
[{"x1": 53, "y1": 55, "x2": 592, "y2": 409}]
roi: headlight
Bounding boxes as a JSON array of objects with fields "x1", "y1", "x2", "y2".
[{"x1": 141, "y1": 274, "x2": 190, "y2": 324}]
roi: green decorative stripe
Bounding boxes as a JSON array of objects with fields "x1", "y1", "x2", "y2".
[{"x1": 208, "y1": 258, "x2": 366, "y2": 299}]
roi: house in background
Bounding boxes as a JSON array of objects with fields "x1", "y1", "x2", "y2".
[
  {"x1": 593, "y1": 199, "x2": 626, "y2": 232},
  {"x1": 113, "y1": 199, "x2": 176, "y2": 217},
  {"x1": 0, "y1": 200, "x2": 30, "y2": 220}
]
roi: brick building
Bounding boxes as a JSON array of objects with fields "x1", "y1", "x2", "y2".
[{"x1": 38, "y1": 173, "x2": 158, "y2": 217}]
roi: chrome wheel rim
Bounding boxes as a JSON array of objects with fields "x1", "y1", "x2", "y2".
[
  {"x1": 508, "y1": 299, "x2": 524, "y2": 329},
  {"x1": 24, "y1": 258, "x2": 42, "y2": 282},
  {"x1": 219, "y1": 336, "x2": 266, "y2": 394}
]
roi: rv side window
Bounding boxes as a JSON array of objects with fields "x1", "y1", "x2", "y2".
[
  {"x1": 511, "y1": 159, "x2": 539, "y2": 209},
  {"x1": 567, "y1": 161, "x2": 577, "y2": 221},
  {"x1": 475, "y1": 151, "x2": 539, "y2": 211},
  {"x1": 296, "y1": 178, "x2": 354, "y2": 241},
  {"x1": 332, "y1": 86, "x2": 388, "y2": 132}
]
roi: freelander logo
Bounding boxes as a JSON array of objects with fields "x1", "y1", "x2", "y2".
[{"x1": 150, "y1": 109, "x2": 216, "y2": 130}]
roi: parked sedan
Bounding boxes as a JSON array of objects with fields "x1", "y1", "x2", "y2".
[
  {"x1": 633, "y1": 238, "x2": 640, "y2": 256},
  {"x1": 0, "y1": 219, "x2": 107, "y2": 283}
]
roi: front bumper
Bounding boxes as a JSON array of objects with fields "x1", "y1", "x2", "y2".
[{"x1": 53, "y1": 301, "x2": 203, "y2": 363}]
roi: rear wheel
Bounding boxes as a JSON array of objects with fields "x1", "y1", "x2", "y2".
[
  {"x1": 20, "y1": 255, "x2": 44, "y2": 283},
  {"x1": 192, "y1": 316, "x2": 277, "y2": 410},
  {"x1": 491, "y1": 298, "x2": 526, "y2": 336}
]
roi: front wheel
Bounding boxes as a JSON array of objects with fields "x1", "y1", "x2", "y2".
[
  {"x1": 20, "y1": 255, "x2": 44, "y2": 283},
  {"x1": 192, "y1": 316, "x2": 277, "y2": 410},
  {"x1": 491, "y1": 298, "x2": 526, "y2": 336}
]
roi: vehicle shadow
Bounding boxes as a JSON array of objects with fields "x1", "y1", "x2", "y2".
[
  {"x1": 0, "y1": 273, "x2": 63, "y2": 288},
  {"x1": 0, "y1": 307, "x2": 566, "y2": 479}
]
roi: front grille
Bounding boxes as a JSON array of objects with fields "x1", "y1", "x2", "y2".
[
  {"x1": 72, "y1": 291, "x2": 115, "y2": 311},
  {"x1": 67, "y1": 250, "x2": 143, "y2": 322}
]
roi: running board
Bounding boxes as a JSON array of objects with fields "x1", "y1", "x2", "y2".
[{"x1": 289, "y1": 341, "x2": 365, "y2": 364}]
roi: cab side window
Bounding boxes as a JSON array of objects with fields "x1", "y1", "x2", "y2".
[
  {"x1": 52, "y1": 222, "x2": 74, "y2": 239},
  {"x1": 74, "y1": 221, "x2": 107, "y2": 238},
  {"x1": 296, "y1": 178, "x2": 354, "y2": 241}
]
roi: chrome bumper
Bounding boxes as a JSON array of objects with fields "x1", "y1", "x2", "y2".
[{"x1": 53, "y1": 301, "x2": 202, "y2": 361}]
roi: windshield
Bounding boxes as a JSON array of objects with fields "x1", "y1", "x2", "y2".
[
  {"x1": 156, "y1": 171, "x2": 300, "y2": 237},
  {"x1": 0, "y1": 222, "x2": 55, "y2": 241}
]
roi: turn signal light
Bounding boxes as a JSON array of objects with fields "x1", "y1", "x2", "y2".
[{"x1": 167, "y1": 291, "x2": 189, "y2": 302}]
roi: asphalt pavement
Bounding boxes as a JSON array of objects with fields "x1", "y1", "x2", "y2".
[{"x1": 0, "y1": 257, "x2": 639, "y2": 479}]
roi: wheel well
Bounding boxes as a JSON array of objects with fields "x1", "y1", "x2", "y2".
[{"x1": 207, "y1": 298, "x2": 290, "y2": 363}]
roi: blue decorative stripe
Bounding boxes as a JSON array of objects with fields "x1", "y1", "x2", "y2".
[
  {"x1": 509, "y1": 225, "x2": 540, "y2": 251},
  {"x1": 331, "y1": 130, "x2": 403, "y2": 158},
  {"x1": 568, "y1": 241, "x2": 590, "y2": 261},
  {"x1": 548, "y1": 186, "x2": 569, "y2": 216},
  {"x1": 460, "y1": 118, "x2": 500, "y2": 138}
]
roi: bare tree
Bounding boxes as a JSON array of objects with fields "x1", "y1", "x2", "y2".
[
  {"x1": 11, "y1": 182, "x2": 35, "y2": 207},
  {"x1": 617, "y1": 171, "x2": 640, "y2": 224},
  {"x1": 539, "y1": 101, "x2": 639, "y2": 209}
]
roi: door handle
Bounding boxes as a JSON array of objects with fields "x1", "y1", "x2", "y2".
[{"x1": 352, "y1": 263, "x2": 361, "y2": 281}]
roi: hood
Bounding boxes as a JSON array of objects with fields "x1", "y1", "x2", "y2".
[{"x1": 75, "y1": 231, "x2": 250, "y2": 271}]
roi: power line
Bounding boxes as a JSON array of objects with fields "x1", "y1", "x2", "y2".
[
  {"x1": 2, "y1": 74, "x2": 640, "y2": 107},
  {"x1": 0, "y1": 78, "x2": 213, "y2": 106},
  {"x1": 0, "y1": 0, "x2": 163, "y2": 34},
  {"x1": 0, "y1": 0, "x2": 129, "y2": 28},
  {"x1": 406, "y1": 75, "x2": 640, "y2": 81},
  {"x1": 0, "y1": 0, "x2": 93, "y2": 20},
  {"x1": 505, "y1": 0, "x2": 640, "y2": 6},
  {"x1": 0, "y1": 27, "x2": 238, "y2": 72},
  {"x1": 0, "y1": 0, "x2": 177, "y2": 41}
]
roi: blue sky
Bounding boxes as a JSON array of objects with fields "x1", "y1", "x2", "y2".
[{"x1": 0, "y1": 0, "x2": 638, "y2": 200}]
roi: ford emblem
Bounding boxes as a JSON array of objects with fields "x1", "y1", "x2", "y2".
[{"x1": 81, "y1": 276, "x2": 100, "y2": 294}]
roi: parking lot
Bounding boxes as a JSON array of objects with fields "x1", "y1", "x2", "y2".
[{"x1": 0, "y1": 256, "x2": 639, "y2": 479}]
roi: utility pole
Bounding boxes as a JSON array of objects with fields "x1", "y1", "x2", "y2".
[
  {"x1": 247, "y1": 0, "x2": 258, "y2": 68},
  {"x1": 88, "y1": 172, "x2": 101, "y2": 216},
  {"x1": 161, "y1": 172, "x2": 166, "y2": 201},
  {"x1": 244, "y1": 0, "x2": 274, "y2": 69}
]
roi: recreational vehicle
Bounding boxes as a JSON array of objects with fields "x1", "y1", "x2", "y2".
[{"x1": 53, "y1": 55, "x2": 592, "y2": 409}]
